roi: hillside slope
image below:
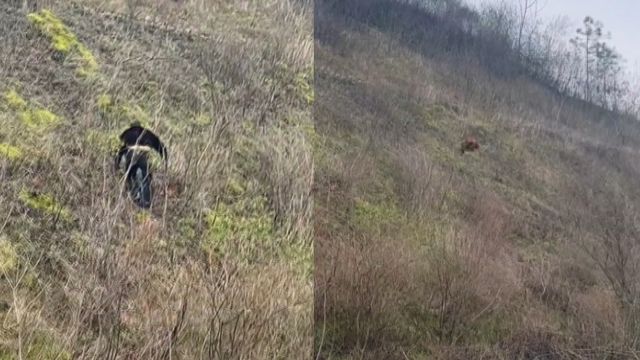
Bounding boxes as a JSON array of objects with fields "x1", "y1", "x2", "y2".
[
  {"x1": 315, "y1": 1, "x2": 640, "y2": 359},
  {"x1": 0, "y1": 1, "x2": 312, "y2": 358}
]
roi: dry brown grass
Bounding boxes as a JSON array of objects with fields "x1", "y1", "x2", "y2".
[
  {"x1": 0, "y1": 0, "x2": 312, "y2": 358},
  {"x1": 314, "y1": 1, "x2": 640, "y2": 358}
]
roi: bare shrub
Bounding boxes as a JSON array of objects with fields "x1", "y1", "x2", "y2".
[
  {"x1": 419, "y1": 229, "x2": 485, "y2": 343},
  {"x1": 464, "y1": 189, "x2": 513, "y2": 252},
  {"x1": 412, "y1": 220, "x2": 518, "y2": 346},
  {"x1": 389, "y1": 143, "x2": 449, "y2": 218},
  {"x1": 256, "y1": 123, "x2": 314, "y2": 242},
  {"x1": 573, "y1": 187, "x2": 640, "y2": 304},
  {"x1": 315, "y1": 231, "x2": 415, "y2": 355},
  {"x1": 571, "y1": 287, "x2": 625, "y2": 349}
]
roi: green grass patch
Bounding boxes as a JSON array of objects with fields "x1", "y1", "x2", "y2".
[
  {"x1": 19, "y1": 189, "x2": 71, "y2": 221},
  {"x1": 177, "y1": 217, "x2": 198, "y2": 242},
  {"x1": 296, "y1": 67, "x2": 314, "y2": 105},
  {"x1": 96, "y1": 95, "x2": 137, "y2": 125},
  {"x1": 353, "y1": 198, "x2": 406, "y2": 235},
  {"x1": 204, "y1": 193, "x2": 275, "y2": 263},
  {"x1": 25, "y1": 332, "x2": 71, "y2": 360},
  {"x1": 192, "y1": 112, "x2": 212, "y2": 126},
  {"x1": 85, "y1": 129, "x2": 120, "y2": 154},
  {"x1": 134, "y1": 210, "x2": 152, "y2": 224},
  {"x1": 119, "y1": 104, "x2": 151, "y2": 125},
  {"x1": 0, "y1": 348, "x2": 12, "y2": 360},
  {"x1": 0, "y1": 237, "x2": 18, "y2": 274},
  {"x1": 281, "y1": 240, "x2": 313, "y2": 279},
  {"x1": 430, "y1": 143, "x2": 465, "y2": 172},
  {"x1": 227, "y1": 177, "x2": 246, "y2": 197},
  {"x1": 501, "y1": 133, "x2": 525, "y2": 161},
  {"x1": 96, "y1": 93, "x2": 113, "y2": 113},
  {"x1": 70, "y1": 231, "x2": 89, "y2": 257},
  {"x1": 422, "y1": 103, "x2": 457, "y2": 132}
]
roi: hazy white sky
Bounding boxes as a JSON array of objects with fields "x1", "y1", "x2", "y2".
[{"x1": 466, "y1": 0, "x2": 640, "y2": 69}]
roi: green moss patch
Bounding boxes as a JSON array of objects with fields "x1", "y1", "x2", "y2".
[
  {"x1": 20, "y1": 108, "x2": 60, "y2": 130},
  {"x1": 0, "y1": 143, "x2": 23, "y2": 160},
  {"x1": 27, "y1": 9, "x2": 76, "y2": 53},
  {"x1": 75, "y1": 46, "x2": 99, "y2": 77},
  {"x1": 2, "y1": 90, "x2": 62, "y2": 131},
  {"x1": 19, "y1": 189, "x2": 71, "y2": 221},
  {"x1": 3, "y1": 89, "x2": 27, "y2": 111},
  {"x1": 27, "y1": 9, "x2": 98, "y2": 77}
]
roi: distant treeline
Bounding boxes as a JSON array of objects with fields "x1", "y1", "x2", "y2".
[{"x1": 316, "y1": 0, "x2": 640, "y2": 118}]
